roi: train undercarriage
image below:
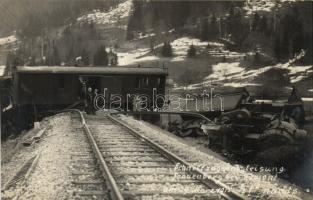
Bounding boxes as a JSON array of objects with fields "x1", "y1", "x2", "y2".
[{"x1": 162, "y1": 94, "x2": 312, "y2": 166}]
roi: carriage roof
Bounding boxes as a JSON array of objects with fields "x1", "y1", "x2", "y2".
[{"x1": 16, "y1": 66, "x2": 168, "y2": 76}]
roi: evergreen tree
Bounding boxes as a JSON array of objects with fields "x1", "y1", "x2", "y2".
[
  {"x1": 112, "y1": 53, "x2": 118, "y2": 66},
  {"x1": 200, "y1": 18, "x2": 209, "y2": 41},
  {"x1": 6, "y1": 52, "x2": 14, "y2": 68},
  {"x1": 132, "y1": 0, "x2": 144, "y2": 32},
  {"x1": 303, "y1": 33, "x2": 313, "y2": 63},
  {"x1": 208, "y1": 14, "x2": 219, "y2": 39},
  {"x1": 259, "y1": 15, "x2": 268, "y2": 35},
  {"x1": 81, "y1": 48, "x2": 89, "y2": 66},
  {"x1": 274, "y1": 36, "x2": 281, "y2": 62},
  {"x1": 252, "y1": 12, "x2": 260, "y2": 31},
  {"x1": 126, "y1": 19, "x2": 135, "y2": 40},
  {"x1": 161, "y1": 42, "x2": 173, "y2": 57},
  {"x1": 67, "y1": 46, "x2": 75, "y2": 65},
  {"x1": 254, "y1": 51, "x2": 260, "y2": 63},
  {"x1": 28, "y1": 56, "x2": 36, "y2": 66},
  {"x1": 94, "y1": 45, "x2": 108, "y2": 66},
  {"x1": 228, "y1": 11, "x2": 247, "y2": 46},
  {"x1": 187, "y1": 45, "x2": 196, "y2": 57},
  {"x1": 52, "y1": 46, "x2": 60, "y2": 66},
  {"x1": 126, "y1": 0, "x2": 144, "y2": 40}
]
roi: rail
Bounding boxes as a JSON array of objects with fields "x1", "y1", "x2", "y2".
[
  {"x1": 107, "y1": 114, "x2": 248, "y2": 200},
  {"x1": 112, "y1": 110, "x2": 213, "y2": 122},
  {"x1": 62, "y1": 109, "x2": 248, "y2": 200},
  {"x1": 61, "y1": 109, "x2": 124, "y2": 200}
]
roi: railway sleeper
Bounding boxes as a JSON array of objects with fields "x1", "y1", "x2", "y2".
[
  {"x1": 73, "y1": 183, "x2": 106, "y2": 191},
  {"x1": 117, "y1": 180, "x2": 199, "y2": 184},
  {"x1": 102, "y1": 153, "x2": 161, "y2": 157},
  {"x1": 108, "y1": 164, "x2": 174, "y2": 168},
  {"x1": 73, "y1": 190, "x2": 108, "y2": 196},
  {"x1": 72, "y1": 180, "x2": 104, "y2": 185},
  {"x1": 113, "y1": 171, "x2": 175, "y2": 176},
  {"x1": 101, "y1": 149, "x2": 156, "y2": 153},
  {"x1": 98, "y1": 144, "x2": 150, "y2": 147},
  {"x1": 122, "y1": 191, "x2": 221, "y2": 199}
]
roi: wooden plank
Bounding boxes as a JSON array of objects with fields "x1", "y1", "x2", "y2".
[
  {"x1": 74, "y1": 190, "x2": 107, "y2": 196},
  {"x1": 33, "y1": 128, "x2": 46, "y2": 140},
  {"x1": 72, "y1": 180, "x2": 104, "y2": 185}
]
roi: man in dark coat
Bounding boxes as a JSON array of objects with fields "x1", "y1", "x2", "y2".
[{"x1": 86, "y1": 87, "x2": 95, "y2": 114}]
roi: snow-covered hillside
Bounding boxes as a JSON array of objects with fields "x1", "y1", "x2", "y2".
[
  {"x1": 74, "y1": 1, "x2": 312, "y2": 96},
  {"x1": 204, "y1": 62, "x2": 312, "y2": 85},
  {"x1": 77, "y1": 0, "x2": 131, "y2": 25},
  {"x1": 116, "y1": 36, "x2": 243, "y2": 66},
  {"x1": 117, "y1": 48, "x2": 158, "y2": 66},
  {"x1": 173, "y1": 50, "x2": 312, "y2": 93},
  {"x1": 244, "y1": 0, "x2": 297, "y2": 14}
]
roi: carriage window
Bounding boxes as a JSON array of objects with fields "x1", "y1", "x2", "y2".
[
  {"x1": 58, "y1": 77, "x2": 65, "y2": 89},
  {"x1": 145, "y1": 77, "x2": 149, "y2": 86},
  {"x1": 157, "y1": 78, "x2": 164, "y2": 88},
  {"x1": 136, "y1": 78, "x2": 141, "y2": 88}
]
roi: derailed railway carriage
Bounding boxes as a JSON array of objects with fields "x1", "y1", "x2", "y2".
[
  {"x1": 7, "y1": 66, "x2": 167, "y2": 130},
  {"x1": 13, "y1": 66, "x2": 167, "y2": 108}
]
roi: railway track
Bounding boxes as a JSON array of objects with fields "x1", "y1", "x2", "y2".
[
  {"x1": 73, "y1": 110, "x2": 248, "y2": 200},
  {"x1": 69, "y1": 114, "x2": 109, "y2": 199}
]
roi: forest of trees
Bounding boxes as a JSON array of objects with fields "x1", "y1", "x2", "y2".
[
  {"x1": 126, "y1": 0, "x2": 312, "y2": 64},
  {"x1": 3, "y1": 0, "x2": 312, "y2": 67},
  {"x1": 0, "y1": 0, "x2": 124, "y2": 37},
  {"x1": 6, "y1": 41, "x2": 118, "y2": 67},
  {"x1": 3, "y1": 0, "x2": 123, "y2": 68}
]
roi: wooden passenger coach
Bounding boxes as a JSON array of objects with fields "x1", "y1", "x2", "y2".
[{"x1": 13, "y1": 66, "x2": 168, "y2": 109}]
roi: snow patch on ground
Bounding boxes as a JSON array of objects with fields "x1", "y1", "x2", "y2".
[
  {"x1": 288, "y1": 66, "x2": 312, "y2": 83},
  {"x1": 77, "y1": 0, "x2": 131, "y2": 25},
  {"x1": 244, "y1": 0, "x2": 296, "y2": 14},
  {"x1": 171, "y1": 37, "x2": 224, "y2": 61},
  {"x1": 0, "y1": 35, "x2": 17, "y2": 46},
  {"x1": 171, "y1": 37, "x2": 207, "y2": 61},
  {"x1": 171, "y1": 37, "x2": 209, "y2": 54},
  {"x1": 0, "y1": 66, "x2": 5, "y2": 76},
  {"x1": 117, "y1": 48, "x2": 158, "y2": 66},
  {"x1": 195, "y1": 52, "x2": 311, "y2": 88},
  {"x1": 116, "y1": 36, "x2": 232, "y2": 66},
  {"x1": 206, "y1": 62, "x2": 244, "y2": 81}
]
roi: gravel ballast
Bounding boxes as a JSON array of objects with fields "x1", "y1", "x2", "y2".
[{"x1": 1, "y1": 113, "x2": 95, "y2": 200}]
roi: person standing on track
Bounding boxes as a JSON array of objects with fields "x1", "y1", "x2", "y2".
[
  {"x1": 80, "y1": 81, "x2": 88, "y2": 112},
  {"x1": 86, "y1": 87, "x2": 95, "y2": 114}
]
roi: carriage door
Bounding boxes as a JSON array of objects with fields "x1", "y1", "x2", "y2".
[
  {"x1": 86, "y1": 76, "x2": 101, "y2": 91},
  {"x1": 101, "y1": 76, "x2": 123, "y2": 109}
]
